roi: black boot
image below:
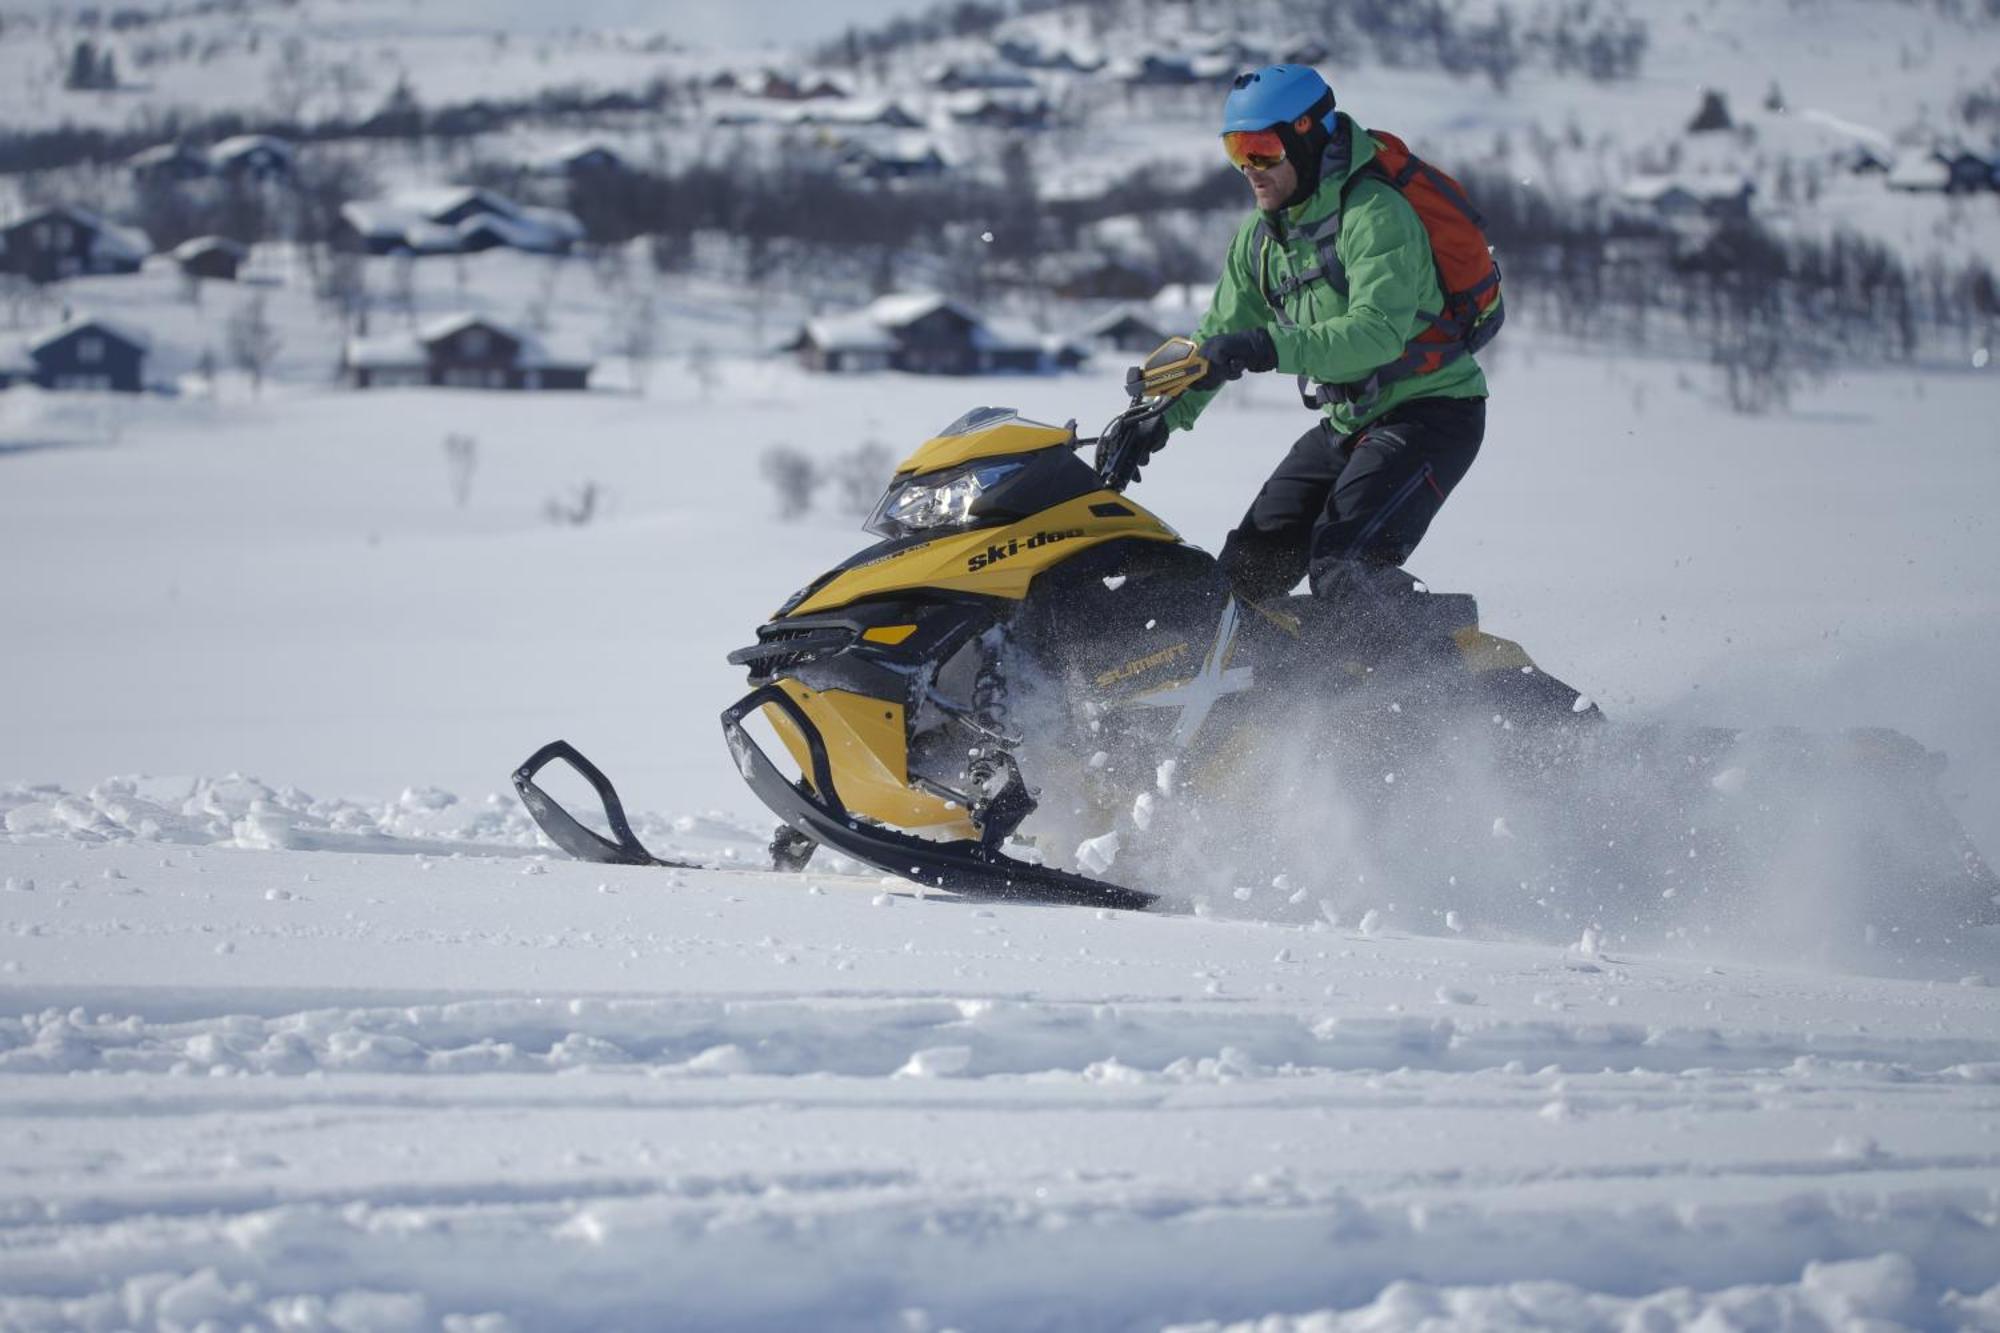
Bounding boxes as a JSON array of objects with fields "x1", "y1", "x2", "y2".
[{"x1": 1309, "y1": 561, "x2": 1469, "y2": 667}]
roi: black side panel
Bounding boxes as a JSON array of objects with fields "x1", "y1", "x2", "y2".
[{"x1": 1014, "y1": 538, "x2": 1233, "y2": 707}]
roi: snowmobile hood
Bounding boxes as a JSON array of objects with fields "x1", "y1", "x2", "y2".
[
  {"x1": 787, "y1": 492, "x2": 1178, "y2": 616},
  {"x1": 892, "y1": 408, "x2": 1075, "y2": 478}
]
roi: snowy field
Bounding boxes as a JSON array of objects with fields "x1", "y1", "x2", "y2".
[{"x1": 5, "y1": 314, "x2": 2000, "y2": 1327}]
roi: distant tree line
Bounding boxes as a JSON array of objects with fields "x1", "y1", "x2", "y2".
[
  {"x1": 0, "y1": 77, "x2": 680, "y2": 176},
  {"x1": 1453, "y1": 164, "x2": 1997, "y2": 406}
]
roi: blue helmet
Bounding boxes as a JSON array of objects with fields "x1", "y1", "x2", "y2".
[{"x1": 1221, "y1": 64, "x2": 1336, "y2": 136}]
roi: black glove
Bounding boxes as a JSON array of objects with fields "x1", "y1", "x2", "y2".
[
  {"x1": 1190, "y1": 327, "x2": 1278, "y2": 393},
  {"x1": 1094, "y1": 411, "x2": 1169, "y2": 490}
]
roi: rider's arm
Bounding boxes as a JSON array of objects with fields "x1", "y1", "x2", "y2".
[
  {"x1": 1163, "y1": 219, "x2": 1265, "y2": 432},
  {"x1": 1272, "y1": 184, "x2": 1428, "y2": 386}
]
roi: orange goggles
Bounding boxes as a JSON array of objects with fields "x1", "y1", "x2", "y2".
[{"x1": 1222, "y1": 128, "x2": 1288, "y2": 171}]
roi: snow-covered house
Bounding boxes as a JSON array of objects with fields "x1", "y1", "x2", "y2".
[
  {"x1": 787, "y1": 309, "x2": 897, "y2": 373},
  {"x1": 840, "y1": 139, "x2": 950, "y2": 183},
  {"x1": 1077, "y1": 305, "x2": 1178, "y2": 354},
  {"x1": 127, "y1": 136, "x2": 296, "y2": 187},
  {"x1": 210, "y1": 135, "x2": 296, "y2": 183},
  {"x1": 0, "y1": 205, "x2": 150, "y2": 284},
  {"x1": 983, "y1": 316, "x2": 1089, "y2": 373},
  {"x1": 1886, "y1": 151, "x2": 1953, "y2": 193},
  {"x1": 791, "y1": 99, "x2": 926, "y2": 131},
  {"x1": 171, "y1": 235, "x2": 247, "y2": 281},
  {"x1": 1941, "y1": 148, "x2": 1995, "y2": 193},
  {"x1": 751, "y1": 69, "x2": 847, "y2": 101},
  {"x1": 928, "y1": 62, "x2": 1036, "y2": 92},
  {"x1": 335, "y1": 189, "x2": 584, "y2": 256},
  {"x1": 0, "y1": 316, "x2": 149, "y2": 393},
  {"x1": 127, "y1": 142, "x2": 212, "y2": 187},
  {"x1": 1615, "y1": 174, "x2": 1755, "y2": 224},
  {"x1": 946, "y1": 91, "x2": 1053, "y2": 130},
  {"x1": 993, "y1": 36, "x2": 1104, "y2": 73},
  {"x1": 533, "y1": 141, "x2": 631, "y2": 178},
  {"x1": 786, "y1": 293, "x2": 1075, "y2": 375},
  {"x1": 342, "y1": 314, "x2": 592, "y2": 391},
  {"x1": 1837, "y1": 143, "x2": 1892, "y2": 175}
]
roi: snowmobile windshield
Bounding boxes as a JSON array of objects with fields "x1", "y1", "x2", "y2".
[{"x1": 936, "y1": 406, "x2": 1023, "y2": 436}]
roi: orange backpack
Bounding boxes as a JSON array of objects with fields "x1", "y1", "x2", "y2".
[{"x1": 1259, "y1": 128, "x2": 1504, "y2": 410}]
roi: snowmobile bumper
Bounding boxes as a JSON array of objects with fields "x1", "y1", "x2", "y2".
[{"x1": 722, "y1": 684, "x2": 1157, "y2": 911}]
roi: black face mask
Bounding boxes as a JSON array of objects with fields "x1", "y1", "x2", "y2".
[
  {"x1": 1273, "y1": 115, "x2": 1344, "y2": 212},
  {"x1": 1259, "y1": 88, "x2": 1341, "y2": 213}
]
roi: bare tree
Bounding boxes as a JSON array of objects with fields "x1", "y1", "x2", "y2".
[
  {"x1": 442, "y1": 432, "x2": 478, "y2": 508},
  {"x1": 618, "y1": 292, "x2": 661, "y2": 395},
  {"x1": 825, "y1": 442, "x2": 895, "y2": 516},
  {"x1": 389, "y1": 253, "x2": 418, "y2": 328},
  {"x1": 315, "y1": 250, "x2": 368, "y2": 333},
  {"x1": 226, "y1": 293, "x2": 282, "y2": 396},
  {"x1": 543, "y1": 482, "x2": 600, "y2": 526},
  {"x1": 0, "y1": 274, "x2": 53, "y2": 328},
  {"x1": 267, "y1": 35, "x2": 320, "y2": 122},
  {"x1": 760, "y1": 445, "x2": 819, "y2": 519},
  {"x1": 686, "y1": 342, "x2": 719, "y2": 400}
]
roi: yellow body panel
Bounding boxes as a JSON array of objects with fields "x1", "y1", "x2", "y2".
[
  {"x1": 1452, "y1": 626, "x2": 1536, "y2": 672},
  {"x1": 764, "y1": 680, "x2": 975, "y2": 836},
  {"x1": 893, "y1": 419, "x2": 1075, "y2": 477},
  {"x1": 791, "y1": 492, "x2": 1180, "y2": 616}
]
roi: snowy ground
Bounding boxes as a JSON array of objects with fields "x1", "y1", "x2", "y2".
[
  {"x1": 1, "y1": 832, "x2": 1999, "y2": 1331},
  {"x1": 5, "y1": 315, "x2": 2000, "y2": 1326}
]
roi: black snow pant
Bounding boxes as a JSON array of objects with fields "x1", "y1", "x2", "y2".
[{"x1": 1218, "y1": 395, "x2": 1485, "y2": 607}]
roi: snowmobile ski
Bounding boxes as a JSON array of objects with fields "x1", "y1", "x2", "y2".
[
  {"x1": 722, "y1": 685, "x2": 1158, "y2": 911},
  {"x1": 511, "y1": 739, "x2": 697, "y2": 869}
]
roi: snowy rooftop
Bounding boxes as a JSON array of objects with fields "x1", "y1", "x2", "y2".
[
  {"x1": 1617, "y1": 174, "x2": 1756, "y2": 204},
  {"x1": 864, "y1": 292, "x2": 976, "y2": 329},
  {"x1": 1077, "y1": 304, "x2": 1175, "y2": 339},
  {"x1": 340, "y1": 193, "x2": 581, "y2": 252},
  {"x1": 344, "y1": 314, "x2": 590, "y2": 370},
  {"x1": 169, "y1": 235, "x2": 248, "y2": 262},
  {"x1": 3, "y1": 204, "x2": 151, "y2": 263},
  {"x1": 800, "y1": 310, "x2": 898, "y2": 352},
  {"x1": 22, "y1": 314, "x2": 152, "y2": 356},
  {"x1": 210, "y1": 134, "x2": 296, "y2": 162}
]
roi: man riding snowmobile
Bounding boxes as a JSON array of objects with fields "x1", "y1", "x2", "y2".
[
  {"x1": 1097, "y1": 65, "x2": 1501, "y2": 652},
  {"x1": 509, "y1": 75, "x2": 1996, "y2": 928}
]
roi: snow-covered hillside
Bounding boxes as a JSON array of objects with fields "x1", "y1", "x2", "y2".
[{"x1": 6, "y1": 0, "x2": 1999, "y2": 265}]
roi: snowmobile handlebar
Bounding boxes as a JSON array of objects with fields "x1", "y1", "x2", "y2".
[
  {"x1": 1079, "y1": 338, "x2": 1209, "y2": 491},
  {"x1": 1128, "y1": 336, "x2": 1209, "y2": 404}
]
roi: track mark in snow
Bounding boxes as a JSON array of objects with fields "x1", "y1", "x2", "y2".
[{"x1": 6, "y1": 994, "x2": 2000, "y2": 1083}]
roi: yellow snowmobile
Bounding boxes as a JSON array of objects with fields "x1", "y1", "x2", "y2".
[
  {"x1": 517, "y1": 340, "x2": 1996, "y2": 924},
  {"x1": 709, "y1": 337, "x2": 1610, "y2": 908}
]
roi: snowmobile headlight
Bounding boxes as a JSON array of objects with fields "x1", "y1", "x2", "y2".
[{"x1": 867, "y1": 461, "x2": 1024, "y2": 538}]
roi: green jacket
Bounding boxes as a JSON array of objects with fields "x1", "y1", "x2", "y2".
[{"x1": 1166, "y1": 113, "x2": 1490, "y2": 439}]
